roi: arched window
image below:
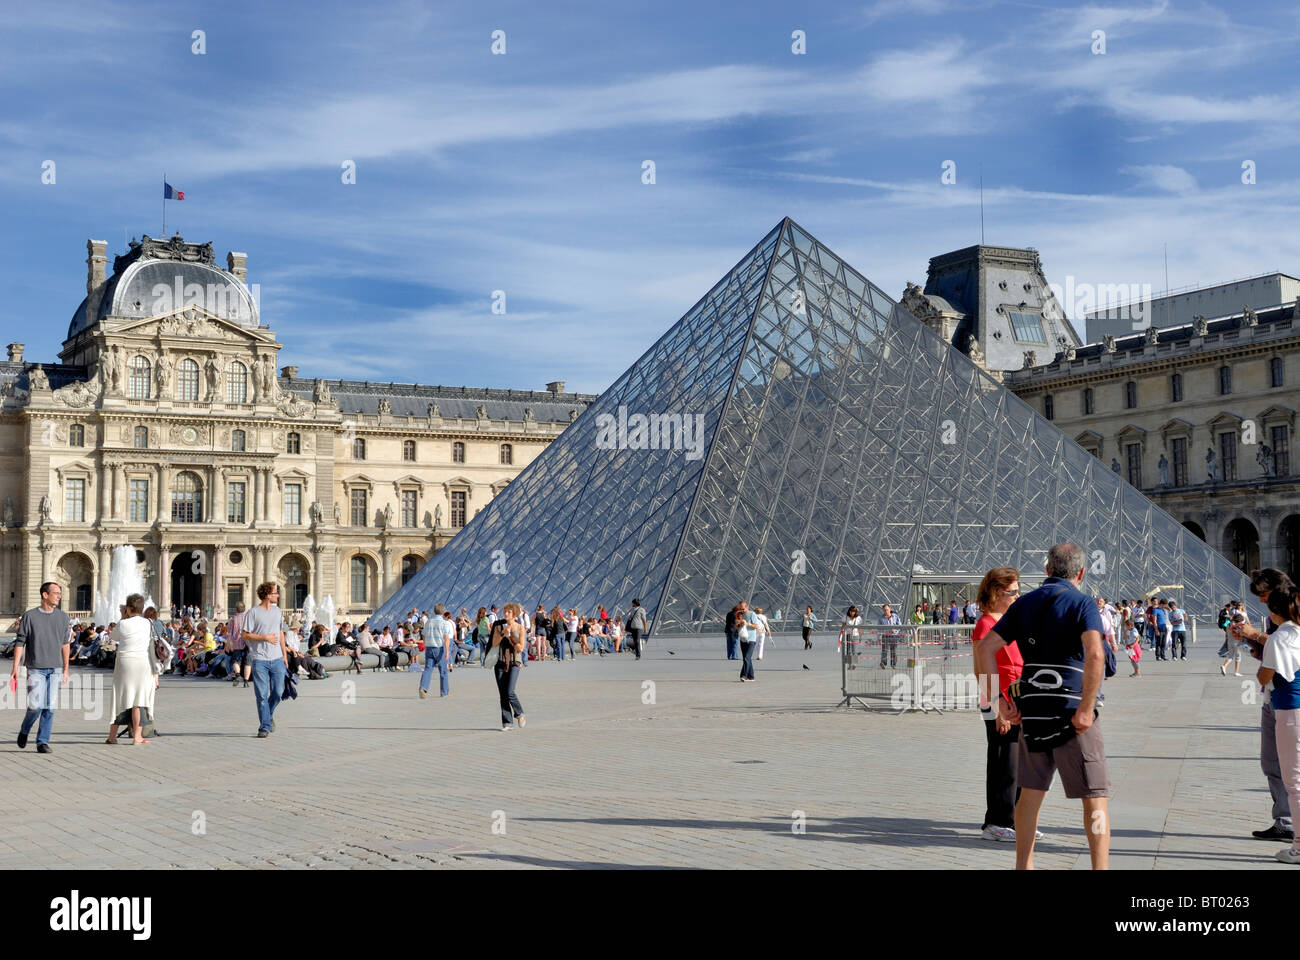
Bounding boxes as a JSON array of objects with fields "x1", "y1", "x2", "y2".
[
  {"x1": 177, "y1": 359, "x2": 199, "y2": 401},
  {"x1": 452, "y1": 441, "x2": 465, "y2": 464},
  {"x1": 232, "y1": 429, "x2": 246, "y2": 452},
  {"x1": 226, "y1": 360, "x2": 248, "y2": 403},
  {"x1": 128, "y1": 356, "x2": 151, "y2": 399},
  {"x1": 403, "y1": 439, "x2": 416, "y2": 462},
  {"x1": 401, "y1": 555, "x2": 422, "y2": 585},
  {"x1": 500, "y1": 443, "x2": 513, "y2": 465},
  {"x1": 353, "y1": 437, "x2": 366, "y2": 460},
  {"x1": 69, "y1": 424, "x2": 84, "y2": 447},
  {"x1": 287, "y1": 431, "x2": 300, "y2": 454},
  {"x1": 1125, "y1": 381, "x2": 1137, "y2": 409},
  {"x1": 351, "y1": 556, "x2": 369, "y2": 604},
  {"x1": 133, "y1": 426, "x2": 148, "y2": 449},
  {"x1": 171, "y1": 471, "x2": 203, "y2": 522}
]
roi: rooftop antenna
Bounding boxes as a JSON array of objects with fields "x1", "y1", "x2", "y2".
[{"x1": 979, "y1": 163, "x2": 985, "y2": 245}]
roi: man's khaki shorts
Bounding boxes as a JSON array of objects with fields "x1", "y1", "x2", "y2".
[{"x1": 1017, "y1": 719, "x2": 1110, "y2": 799}]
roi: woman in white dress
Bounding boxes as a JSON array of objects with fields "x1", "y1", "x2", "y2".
[
  {"x1": 106, "y1": 593, "x2": 159, "y2": 745},
  {"x1": 754, "y1": 606, "x2": 771, "y2": 660}
]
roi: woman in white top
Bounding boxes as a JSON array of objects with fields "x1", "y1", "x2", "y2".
[
  {"x1": 754, "y1": 607, "x2": 771, "y2": 660},
  {"x1": 839, "y1": 606, "x2": 862, "y2": 654},
  {"x1": 106, "y1": 593, "x2": 159, "y2": 745}
]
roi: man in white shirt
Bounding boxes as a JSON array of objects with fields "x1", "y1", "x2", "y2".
[
  {"x1": 516, "y1": 603, "x2": 532, "y2": 666},
  {"x1": 419, "y1": 602, "x2": 455, "y2": 699}
]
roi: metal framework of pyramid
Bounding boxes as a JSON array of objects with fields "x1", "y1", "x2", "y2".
[{"x1": 372, "y1": 218, "x2": 1251, "y2": 633}]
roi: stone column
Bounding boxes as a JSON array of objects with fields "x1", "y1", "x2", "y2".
[
  {"x1": 99, "y1": 460, "x2": 112, "y2": 523},
  {"x1": 213, "y1": 545, "x2": 224, "y2": 617},
  {"x1": 380, "y1": 546, "x2": 391, "y2": 604},
  {"x1": 257, "y1": 469, "x2": 267, "y2": 523},
  {"x1": 111, "y1": 463, "x2": 124, "y2": 520},
  {"x1": 312, "y1": 544, "x2": 324, "y2": 601},
  {"x1": 156, "y1": 464, "x2": 168, "y2": 521},
  {"x1": 40, "y1": 542, "x2": 52, "y2": 584},
  {"x1": 158, "y1": 544, "x2": 170, "y2": 611},
  {"x1": 97, "y1": 544, "x2": 111, "y2": 598}
]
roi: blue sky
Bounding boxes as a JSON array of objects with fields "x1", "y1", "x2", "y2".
[{"x1": 2, "y1": 0, "x2": 1299, "y2": 393}]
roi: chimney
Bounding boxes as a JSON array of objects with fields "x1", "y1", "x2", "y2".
[
  {"x1": 227, "y1": 251, "x2": 248, "y2": 283},
  {"x1": 6, "y1": 343, "x2": 23, "y2": 363},
  {"x1": 85, "y1": 240, "x2": 107, "y2": 321},
  {"x1": 280, "y1": 366, "x2": 298, "y2": 380},
  {"x1": 546, "y1": 380, "x2": 565, "y2": 395}
]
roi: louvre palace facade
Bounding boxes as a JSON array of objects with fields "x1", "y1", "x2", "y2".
[{"x1": 0, "y1": 235, "x2": 594, "y2": 620}]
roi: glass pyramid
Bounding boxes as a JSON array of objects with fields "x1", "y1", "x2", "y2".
[{"x1": 372, "y1": 218, "x2": 1251, "y2": 633}]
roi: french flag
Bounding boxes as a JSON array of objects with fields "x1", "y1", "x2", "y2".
[{"x1": 163, "y1": 182, "x2": 184, "y2": 201}]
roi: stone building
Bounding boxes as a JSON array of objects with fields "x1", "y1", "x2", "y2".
[
  {"x1": 1005, "y1": 299, "x2": 1300, "y2": 581},
  {"x1": 0, "y1": 235, "x2": 594, "y2": 620}
]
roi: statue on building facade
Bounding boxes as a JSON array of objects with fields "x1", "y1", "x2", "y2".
[
  {"x1": 1111, "y1": 458, "x2": 1121, "y2": 475},
  {"x1": 476, "y1": 404, "x2": 487, "y2": 419},
  {"x1": 204, "y1": 355, "x2": 220, "y2": 400},
  {"x1": 1158, "y1": 453, "x2": 1170, "y2": 487},
  {"x1": 258, "y1": 356, "x2": 276, "y2": 400},
  {"x1": 333, "y1": 500, "x2": 342, "y2": 524},
  {"x1": 1022, "y1": 350, "x2": 1037, "y2": 370},
  {"x1": 382, "y1": 503, "x2": 394, "y2": 527},
  {"x1": 314, "y1": 379, "x2": 333, "y2": 404},
  {"x1": 1144, "y1": 326, "x2": 1159, "y2": 346},
  {"x1": 434, "y1": 504, "x2": 443, "y2": 528},
  {"x1": 1243, "y1": 305, "x2": 1259, "y2": 327},
  {"x1": 1258, "y1": 443, "x2": 1275, "y2": 478},
  {"x1": 27, "y1": 366, "x2": 49, "y2": 391},
  {"x1": 1206, "y1": 447, "x2": 1220, "y2": 482},
  {"x1": 38, "y1": 495, "x2": 51, "y2": 524},
  {"x1": 308, "y1": 500, "x2": 322, "y2": 524},
  {"x1": 377, "y1": 397, "x2": 391, "y2": 416},
  {"x1": 1193, "y1": 315, "x2": 1209, "y2": 337},
  {"x1": 154, "y1": 353, "x2": 172, "y2": 394},
  {"x1": 427, "y1": 402, "x2": 440, "y2": 419},
  {"x1": 1102, "y1": 334, "x2": 1116, "y2": 354}
]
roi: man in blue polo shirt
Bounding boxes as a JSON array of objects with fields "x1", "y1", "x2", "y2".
[
  {"x1": 1151, "y1": 599, "x2": 1169, "y2": 660},
  {"x1": 973, "y1": 543, "x2": 1110, "y2": 870}
]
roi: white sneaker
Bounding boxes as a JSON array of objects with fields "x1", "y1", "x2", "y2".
[
  {"x1": 1275, "y1": 848, "x2": 1300, "y2": 864},
  {"x1": 1220, "y1": 664, "x2": 1227, "y2": 675},
  {"x1": 981, "y1": 825, "x2": 1016, "y2": 842}
]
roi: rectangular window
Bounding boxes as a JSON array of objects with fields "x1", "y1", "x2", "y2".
[
  {"x1": 227, "y1": 482, "x2": 246, "y2": 524},
  {"x1": 1125, "y1": 443, "x2": 1142, "y2": 489},
  {"x1": 451, "y1": 490, "x2": 466, "y2": 528},
  {"x1": 1272, "y1": 357, "x2": 1285, "y2": 388},
  {"x1": 1171, "y1": 374, "x2": 1183, "y2": 403},
  {"x1": 401, "y1": 489, "x2": 417, "y2": 527},
  {"x1": 1219, "y1": 432, "x2": 1237, "y2": 481},
  {"x1": 129, "y1": 478, "x2": 149, "y2": 522},
  {"x1": 351, "y1": 559, "x2": 367, "y2": 604},
  {"x1": 1171, "y1": 437, "x2": 1188, "y2": 487},
  {"x1": 1272, "y1": 425, "x2": 1290, "y2": 477},
  {"x1": 1219, "y1": 366, "x2": 1232, "y2": 395},
  {"x1": 64, "y1": 478, "x2": 85, "y2": 522},
  {"x1": 351, "y1": 488, "x2": 368, "y2": 527},
  {"x1": 1083, "y1": 388, "x2": 1093, "y2": 415},
  {"x1": 1008, "y1": 311, "x2": 1046, "y2": 344},
  {"x1": 284, "y1": 483, "x2": 301, "y2": 525}
]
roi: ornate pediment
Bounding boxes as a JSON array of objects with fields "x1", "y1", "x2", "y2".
[{"x1": 113, "y1": 304, "x2": 270, "y2": 343}]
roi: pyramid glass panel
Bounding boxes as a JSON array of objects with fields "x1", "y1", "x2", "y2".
[{"x1": 373, "y1": 218, "x2": 1252, "y2": 632}]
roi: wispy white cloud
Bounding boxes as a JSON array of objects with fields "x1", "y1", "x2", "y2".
[{"x1": 1120, "y1": 164, "x2": 1198, "y2": 194}]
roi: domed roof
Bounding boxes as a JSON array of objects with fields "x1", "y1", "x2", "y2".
[{"x1": 69, "y1": 236, "x2": 259, "y2": 339}]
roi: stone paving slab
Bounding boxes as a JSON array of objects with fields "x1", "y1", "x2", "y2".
[{"x1": 0, "y1": 634, "x2": 1287, "y2": 869}]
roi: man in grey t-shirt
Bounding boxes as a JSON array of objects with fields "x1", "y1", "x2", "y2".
[
  {"x1": 12, "y1": 582, "x2": 71, "y2": 753},
  {"x1": 241, "y1": 582, "x2": 288, "y2": 737}
]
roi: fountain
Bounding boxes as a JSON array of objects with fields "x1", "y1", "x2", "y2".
[
  {"x1": 318, "y1": 594, "x2": 336, "y2": 631},
  {"x1": 91, "y1": 545, "x2": 156, "y2": 626},
  {"x1": 301, "y1": 594, "x2": 316, "y2": 629}
]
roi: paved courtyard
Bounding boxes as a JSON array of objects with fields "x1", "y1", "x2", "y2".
[{"x1": 0, "y1": 633, "x2": 1287, "y2": 869}]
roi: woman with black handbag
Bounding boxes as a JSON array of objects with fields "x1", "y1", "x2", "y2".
[{"x1": 492, "y1": 603, "x2": 527, "y2": 730}]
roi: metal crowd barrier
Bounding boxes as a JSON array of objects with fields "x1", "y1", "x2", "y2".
[{"x1": 837, "y1": 623, "x2": 978, "y2": 713}]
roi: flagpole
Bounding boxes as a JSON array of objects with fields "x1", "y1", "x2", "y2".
[{"x1": 162, "y1": 172, "x2": 166, "y2": 237}]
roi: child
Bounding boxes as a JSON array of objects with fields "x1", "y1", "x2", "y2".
[{"x1": 1125, "y1": 621, "x2": 1142, "y2": 677}]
